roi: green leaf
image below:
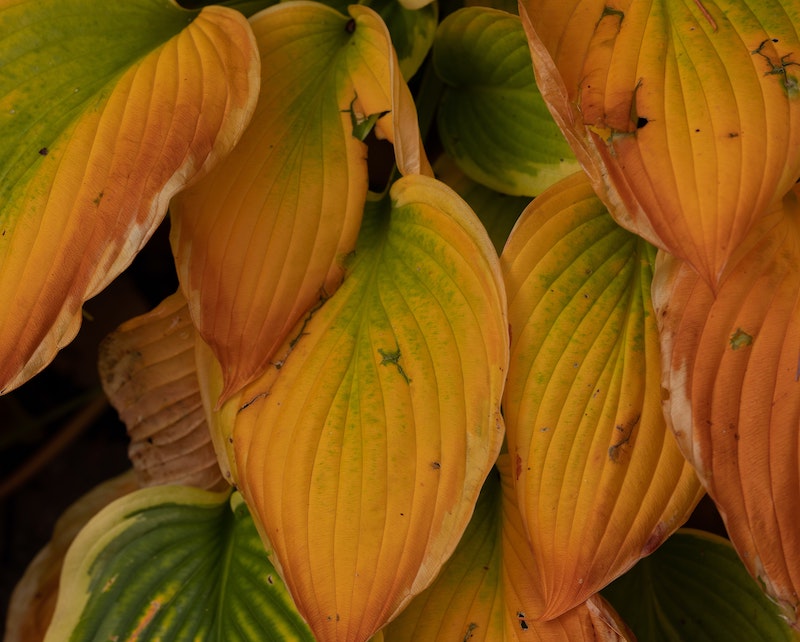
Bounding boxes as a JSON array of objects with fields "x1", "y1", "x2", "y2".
[
  {"x1": 44, "y1": 487, "x2": 314, "y2": 642},
  {"x1": 602, "y1": 529, "x2": 799, "y2": 642},
  {"x1": 370, "y1": 0, "x2": 438, "y2": 80},
  {"x1": 433, "y1": 7, "x2": 578, "y2": 196},
  {"x1": 434, "y1": 153, "x2": 530, "y2": 254}
]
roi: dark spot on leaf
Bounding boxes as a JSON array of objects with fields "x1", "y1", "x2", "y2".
[
  {"x1": 267, "y1": 575, "x2": 274, "y2": 584},
  {"x1": 517, "y1": 612, "x2": 528, "y2": 630},
  {"x1": 38, "y1": 147, "x2": 48, "y2": 156},
  {"x1": 345, "y1": 18, "x2": 355, "y2": 33},
  {"x1": 728, "y1": 132, "x2": 740, "y2": 138},
  {"x1": 636, "y1": 116, "x2": 649, "y2": 129},
  {"x1": 146, "y1": 437, "x2": 154, "y2": 444}
]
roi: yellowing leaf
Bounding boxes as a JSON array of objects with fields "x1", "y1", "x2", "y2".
[
  {"x1": 501, "y1": 172, "x2": 702, "y2": 620},
  {"x1": 98, "y1": 292, "x2": 225, "y2": 491},
  {"x1": 654, "y1": 186, "x2": 800, "y2": 626},
  {"x1": 520, "y1": 0, "x2": 800, "y2": 285},
  {"x1": 170, "y1": 3, "x2": 430, "y2": 403},
  {"x1": 0, "y1": 0, "x2": 260, "y2": 393},
  {"x1": 225, "y1": 175, "x2": 507, "y2": 641},
  {"x1": 383, "y1": 456, "x2": 635, "y2": 641}
]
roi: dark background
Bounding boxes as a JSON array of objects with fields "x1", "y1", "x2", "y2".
[{"x1": 0, "y1": 221, "x2": 177, "y2": 628}]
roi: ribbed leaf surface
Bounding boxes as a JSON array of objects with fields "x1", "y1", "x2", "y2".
[
  {"x1": 603, "y1": 529, "x2": 799, "y2": 641},
  {"x1": 171, "y1": 2, "x2": 429, "y2": 403},
  {"x1": 521, "y1": 0, "x2": 800, "y2": 285},
  {"x1": 654, "y1": 186, "x2": 800, "y2": 625},
  {"x1": 382, "y1": 456, "x2": 634, "y2": 641},
  {"x1": 501, "y1": 172, "x2": 702, "y2": 619},
  {"x1": 99, "y1": 292, "x2": 225, "y2": 491},
  {"x1": 434, "y1": 7, "x2": 578, "y2": 196},
  {"x1": 44, "y1": 488, "x2": 314, "y2": 642},
  {"x1": 0, "y1": 0, "x2": 259, "y2": 393},
  {"x1": 228, "y1": 175, "x2": 508, "y2": 641}
]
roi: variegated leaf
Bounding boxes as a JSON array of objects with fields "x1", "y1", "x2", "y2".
[
  {"x1": 0, "y1": 0, "x2": 259, "y2": 393},
  {"x1": 171, "y1": 2, "x2": 430, "y2": 403},
  {"x1": 501, "y1": 171, "x2": 702, "y2": 619},
  {"x1": 224, "y1": 175, "x2": 507, "y2": 641}
]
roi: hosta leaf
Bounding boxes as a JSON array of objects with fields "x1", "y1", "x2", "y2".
[
  {"x1": 44, "y1": 487, "x2": 314, "y2": 642},
  {"x1": 382, "y1": 456, "x2": 634, "y2": 641},
  {"x1": 520, "y1": 0, "x2": 800, "y2": 285},
  {"x1": 5, "y1": 472, "x2": 138, "y2": 642},
  {"x1": 654, "y1": 186, "x2": 800, "y2": 625},
  {"x1": 171, "y1": 2, "x2": 429, "y2": 404},
  {"x1": 225, "y1": 174, "x2": 508, "y2": 641},
  {"x1": 501, "y1": 172, "x2": 702, "y2": 620},
  {"x1": 0, "y1": 0, "x2": 259, "y2": 394},
  {"x1": 434, "y1": 7, "x2": 579, "y2": 197},
  {"x1": 370, "y1": 0, "x2": 438, "y2": 80},
  {"x1": 98, "y1": 292, "x2": 225, "y2": 491},
  {"x1": 434, "y1": 153, "x2": 531, "y2": 254},
  {"x1": 603, "y1": 529, "x2": 799, "y2": 641}
]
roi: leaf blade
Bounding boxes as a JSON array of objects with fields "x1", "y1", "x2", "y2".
[{"x1": 0, "y1": 0, "x2": 260, "y2": 393}]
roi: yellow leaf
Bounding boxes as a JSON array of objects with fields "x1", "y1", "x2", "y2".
[
  {"x1": 382, "y1": 456, "x2": 635, "y2": 641},
  {"x1": 501, "y1": 172, "x2": 702, "y2": 619},
  {"x1": 0, "y1": 2, "x2": 259, "y2": 393},
  {"x1": 170, "y1": 3, "x2": 430, "y2": 403},
  {"x1": 520, "y1": 0, "x2": 800, "y2": 285},
  {"x1": 225, "y1": 175, "x2": 507, "y2": 641},
  {"x1": 655, "y1": 185, "x2": 800, "y2": 626}
]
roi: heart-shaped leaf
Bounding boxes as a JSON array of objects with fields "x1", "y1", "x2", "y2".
[
  {"x1": 99, "y1": 292, "x2": 224, "y2": 491},
  {"x1": 0, "y1": 0, "x2": 259, "y2": 393},
  {"x1": 520, "y1": 0, "x2": 800, "y2": 285},
  {"x1": 654, "y1": 186, "x2": 800, "y2": 625},
  {"x1": 44, "y1": 487, "x2": 314, "y2": 641},
  {"x1": 223, "y1": 174, "x2": 508, "y2": 641},
  {"x1": 434, "y1": 7, "x2": 579, "y2": 197},
  {"x1": 603, "y1": 529, "x2": 799, "y2": 641},
  {"x1": 170, "y1": 2, "x2": 429, "y2": 404},
  {"x1": 501, "y1": 171, "x2": 702, "y2": 620}
]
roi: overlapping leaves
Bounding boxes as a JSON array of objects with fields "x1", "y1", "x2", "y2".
[
  {"x1": 434, "y1": 7, "x2": 578, "y2": 197},
  {"x1": 521, "y1": 0, "x2": 800, "y2": 285},
  {"x1": 170, "y1": 2, "x2": 429, "y2": 404},
  {"x1": 43, "y1": 487, "x2": 314, "y2": 641},
  {"x1": 603, "y1": 529, "x2": 799, "y2": 640},
  {"x1": 383, "y1": 456, "x2": 634, "y2": 641},
  {"x1": 0, "y1": 0, "x2": 259, "y2": 393},
  {"x1": 223, "y1": 175, "x2": 508, "y2": 641},
  {"x1": 501, "y1": 172, "x2": 701, "y2": 620},
  {"x1": 98, "y1": 292, "x2": 224, "y2": 491},
  {"x1": 654, "y1": 186, "x2": 800, "y2": 625}
]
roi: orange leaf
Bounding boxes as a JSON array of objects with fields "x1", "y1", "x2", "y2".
[
  {"x1": 170, "y1": 3, "x2": 429, "y2": 403},
  {"x1": 655, "y1": 185, "x2": 800, "y2": 625},
  {"x1": 0, "y1": 2, "x2": 259, "y2": 393},
  {"x1": 520, "y1": 0, "x2": 800, "y2": 285},
  {"x1": 225, "y1": 175, "x2": 507, "y2": 641}
]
